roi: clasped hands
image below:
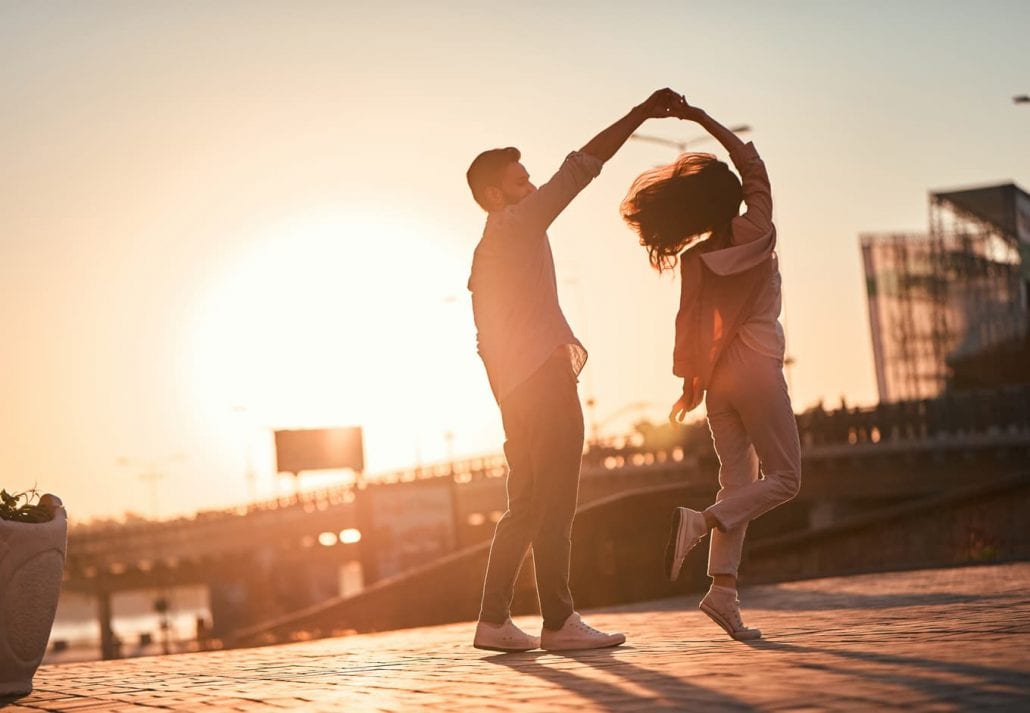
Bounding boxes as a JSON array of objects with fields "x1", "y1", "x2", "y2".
[{"x1": 639, "y1": 88, "x2": 706, "y2": 122}]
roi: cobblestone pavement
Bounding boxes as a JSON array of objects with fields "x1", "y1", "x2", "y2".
[{"x1": 4, "y1": 563, "x2": 1028, "y2": 712}]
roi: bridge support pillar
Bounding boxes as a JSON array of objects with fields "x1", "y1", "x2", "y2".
[
  {"x1": 97, "y1": 589, "x2": 119, "y2": 660},
  {"x1": 808, "y1": 500, "x2": 837, "y2": 530}
]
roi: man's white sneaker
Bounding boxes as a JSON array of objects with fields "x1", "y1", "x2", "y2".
[
  {"x1": 665, "y1": 507, "x2": 708, "y2": 581},
  {"x1": 540, "y1": 612, "x2": 626, "y2": 651},
  {"x1": 699, "y1": 587, "x2": 762, "y2": 641},
  {"x1": 473, "y1": 618, "x2": 540, "y2": 652}
]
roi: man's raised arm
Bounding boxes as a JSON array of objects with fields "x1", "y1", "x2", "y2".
[
  {"x1": 581, "y1": 87, "x2": 684, "y2": 162},
  {"x1": 511, "y1": 88, "x2": 686, "y2": 231}
]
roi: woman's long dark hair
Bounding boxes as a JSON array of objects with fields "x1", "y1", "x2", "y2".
[{"x1": 620, "y1": 153, "x2": 743, "y2": 272}]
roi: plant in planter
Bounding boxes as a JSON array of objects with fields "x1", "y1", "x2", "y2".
[{"x1": 0, "y1": 489, "x2": 67, "y2": 697}]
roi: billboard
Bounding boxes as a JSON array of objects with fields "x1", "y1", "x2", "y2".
[{"x1": 274, "y1": 427, "x2": 364, "y2": 475}]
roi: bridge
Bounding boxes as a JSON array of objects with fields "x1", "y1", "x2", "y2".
[{"x1": 63, "y1": 386, "x2": 1030, "y2": 657}]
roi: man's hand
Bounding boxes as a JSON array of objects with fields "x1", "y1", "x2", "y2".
[
  {"x1": 670, "y1": 95, "x2": 707, "y2": 122},
  {"x1": 668, "y1": 96, "x2": 748, "y2": 155},
  {"x1": 581, "y1": 89, "x2": 687, "y2": 163},
  {"x1": 639, "y1": 88, "x2": 689, "y2": 119},
  {"x1": 669, "y1": 377, "x2": 704, "y2": 424}
]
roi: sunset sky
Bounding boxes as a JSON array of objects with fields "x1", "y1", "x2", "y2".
[{"x1": 3, "y1": 1, "x2": 1028, "y2": 522}]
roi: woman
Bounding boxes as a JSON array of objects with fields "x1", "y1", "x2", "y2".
[{"x1": 621, "y1": 97, "x2": 801, "y2": 641}]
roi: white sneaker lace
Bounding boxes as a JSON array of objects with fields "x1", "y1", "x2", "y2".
[
  {"x1": 575, "y1": 619, "x2": 606, "y2": 637},
  {"x1": 682, "y1": 511, "x2": 706, "y2": 548},
  {"x1": 704, "y1": 589, "x2": 753, "y2": 630},
  {"x1": 727, "y1": 603, "x2": 745, "y2": 629},
  {"x1": 712, "y1": 595, "x2": 747, "y2": 631}
]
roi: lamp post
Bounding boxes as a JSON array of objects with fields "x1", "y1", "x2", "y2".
[
  {"x1": 231, "y1": 405, "x2": 257, "y2": 503},
  {"x1": 433, "y1": 293, "x2": 468, "y2": 471},
  {"x1": 116, "y1": 454, "x2": 184, "y2": 655},
  {"x1": 116, "y1": 454, "x2": 185, "y2": 523},
  {"x1": 560, "y1": 275, "x2": 602, "y2": 443}
]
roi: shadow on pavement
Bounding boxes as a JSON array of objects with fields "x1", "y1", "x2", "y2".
[
  {"x1": 0, "y1": 694, "x2": 29, "y2": 710},
  {"x1": 484, "y1": 646, "x2": 756, "y2": 712},
  {"x1": 745, "y1": 639, "x2": 1029, "y2": 707}
]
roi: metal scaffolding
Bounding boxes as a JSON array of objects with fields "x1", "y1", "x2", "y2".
[{"x1": 861, "y1": 183, "x2": 1029, "y2": 403}]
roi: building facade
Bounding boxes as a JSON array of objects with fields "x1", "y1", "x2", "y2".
[{"x1": 861, "y1": 183, "x2": 1030, "y2": 402}]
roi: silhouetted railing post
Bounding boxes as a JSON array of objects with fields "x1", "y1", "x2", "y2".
[
  {"x1": 354, "y1": 484, "x2": 380, "y2": 587},
  {"x1": 96, "y1": 584, "x2": 118, "y2": 661}
]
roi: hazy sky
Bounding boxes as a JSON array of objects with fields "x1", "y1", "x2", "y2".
[{"x1": 3, "y1": 0, "x2": 1028, "y2": 521}]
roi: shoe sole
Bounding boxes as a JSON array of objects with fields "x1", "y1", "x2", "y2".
[
  {"x1": 665, "y1": 508, "x2": 685, "y2": 581},
  {"x1": 699, "y1": 602, "x2": 761, "y2": 641},
  {"x1": 473, "y1": 642, "x2": 537, "y2": 653},
  {"x1": 541, "y1": 636, "x2": 626, "y2": 652}
]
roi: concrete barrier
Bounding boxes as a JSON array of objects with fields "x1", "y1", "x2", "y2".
[
  {"x1": 231, "y1": 482, "x2": 717, "y2": 646},
  {"x1": 232, "y1": 470, "x2": 1029, "y2": 647},
  {"x1": 743, "y1": 470, "x2": 1030, "y2": 583}
]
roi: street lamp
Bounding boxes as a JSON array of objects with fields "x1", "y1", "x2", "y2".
[
  {"x1": 116, "y1": 453, "x2": 185, "y2": 520},
  {"x1": 116, "y1": 453, "x2": 184, "y2": 656},
  {"x1": 630, "y1": 124, "x2": 752, "y2": 152},
  {"x1": 435, "y1": 294, "x2": 467, "y2": 469},
  {"x1": 231, "y1": 405, "x2": 257, "y2": 503},
  {"x1": 560, "y1": 275, "x2": 602, "y2": 442}
]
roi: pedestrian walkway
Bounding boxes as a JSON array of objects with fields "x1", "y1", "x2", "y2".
[{"x1": 6, "y1": 562, "x2": 1029, "y2": 711}]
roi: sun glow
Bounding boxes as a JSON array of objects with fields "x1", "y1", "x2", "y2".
[{"x1": 187, "y1": 208, "x2": 493, "y2": 480}]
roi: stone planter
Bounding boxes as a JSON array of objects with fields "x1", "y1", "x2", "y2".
[{"x1": 0, "y1": 496, "x2": 67, "y2": 696}]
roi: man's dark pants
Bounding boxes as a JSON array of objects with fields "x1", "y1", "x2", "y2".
[{"x1": 478, "y1": 352, "x2": 584, "y2": 631}]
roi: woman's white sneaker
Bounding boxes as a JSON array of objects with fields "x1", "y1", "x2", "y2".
[
  {"x1": 473, "y1": 618, "x2": 540, "y2": 652},
  {"x1": 699, "y1": 587, "x2": 762, "y2": 641},
  {"x1": 665, "y1": 507, "x2": 708, "y2": 581},
  {"x1": 540, "y1": 612, "x2": 626, "y2": 651}
]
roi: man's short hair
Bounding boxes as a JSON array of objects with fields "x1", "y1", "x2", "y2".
[{"x1": 467, "y1": 147, "x2": 521, "y2": 210}]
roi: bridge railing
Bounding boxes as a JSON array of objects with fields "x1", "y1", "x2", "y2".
[
  {"x1": 70, "y1": 385, "x2": 1030, "y2": 539},
  {"x1": 796, "y1": 384, "x2": 1030, "y2": 448}
]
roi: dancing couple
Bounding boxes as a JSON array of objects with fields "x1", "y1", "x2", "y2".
[{"x1": 465, "y1": 88, "x2": 801, "y2": 652}]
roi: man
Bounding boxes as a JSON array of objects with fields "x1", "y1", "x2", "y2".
[{"x1": 466, "y1": 88, "x2": 685, "y2": 652}]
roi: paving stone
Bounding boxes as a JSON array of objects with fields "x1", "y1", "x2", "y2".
[{"x1": 10, "y1": 562, "x2": 1030, "y2": 711}]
